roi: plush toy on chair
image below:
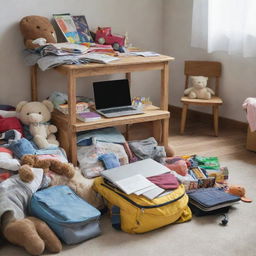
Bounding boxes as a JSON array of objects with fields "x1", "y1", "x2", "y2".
[
  {"x1": 184, "y1": 76, "x2": 214, "y2": 100},
  {"x1": 16, "y1": 100, "x2": 59, "y2": 149}
]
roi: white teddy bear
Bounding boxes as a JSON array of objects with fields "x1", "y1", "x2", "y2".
[
  {"x1": 16, "y1": 100, "x2": 59, "y2": 149},
  {"x1": 184, "y1": 76, "x2": 215, "y2": 100}
]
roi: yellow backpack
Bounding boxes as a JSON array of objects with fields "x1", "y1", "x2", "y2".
[{"x1": 93, "y1": 177, "x2": 192, "y2": 234}]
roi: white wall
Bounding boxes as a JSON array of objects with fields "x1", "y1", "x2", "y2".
[
  {"x1": 163, "y1": 0, "x2": 256, "y2": 122},
  {"x1": 0, "y1": 0, "x2": 163, "y2": 107}
]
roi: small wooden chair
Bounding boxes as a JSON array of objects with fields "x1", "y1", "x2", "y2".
[{"x1": 180, "y1": 61, "x2": 223, "y2": 136}]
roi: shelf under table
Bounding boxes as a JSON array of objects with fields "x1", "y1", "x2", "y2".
[{"x1": 51, "y1": 105, "x2": 170, "y2": 132}]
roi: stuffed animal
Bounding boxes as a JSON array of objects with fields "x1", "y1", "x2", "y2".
[
  {"x1": 20, "y1": 15, "x2": 57, "y2": 49},
  {"x1": 19, "y1": 154, "x2": 75, "y2": 182},
  {"x1": 0, "y1": 168, "x2": 62, "y2": 255},
  {"x1": 184, "y1": 76, "x2": 215, "y2": 100},
  {"x1": 16, "y1": 100, "x2": 59, "y2": 149}
]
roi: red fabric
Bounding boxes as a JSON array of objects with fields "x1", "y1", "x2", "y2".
[
  {"x1": 0, "y1": 147, "x2": 13, "y2": 155},
  {"x1": 147, "y1": 173, "x2": 179, "y2": 190},
  {"x1": 0, "y1": 116, "x2": 23, "y2": 135}
]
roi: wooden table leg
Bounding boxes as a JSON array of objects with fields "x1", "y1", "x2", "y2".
[
  {"x1": 30, "y1": 65, "x2": 38, "y2": 101},
  {"x1": 152, "y1": 120, "x2": 162, "y2": 144},
  {"x1": 67, "y1": 71, "x2": 78, "y2": 166}
]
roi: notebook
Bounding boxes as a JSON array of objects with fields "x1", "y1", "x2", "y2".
[{"x1": 93, "y1": 79, "x2": 144, "y2": 118}]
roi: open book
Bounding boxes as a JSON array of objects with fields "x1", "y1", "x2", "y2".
[{"x1": 80, "y1": 53, "x2": 119, "y2": 64}]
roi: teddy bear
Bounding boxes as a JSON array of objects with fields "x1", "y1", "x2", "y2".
[
  {"x1": 0, "y1": 168, "x2": 62, "y2": 255},
  {"x1": 184, "y1": 76, "x2": 215, "y2": 100},
  {"x1": 16, "y1": 100, "x2": 59, "y2": 149},
  {"x1": 20, "y1": 15, "x2": 57, "y2": 49},
  {"x1": 19, "y1": 154, "x2": 75, "y2": 182}
]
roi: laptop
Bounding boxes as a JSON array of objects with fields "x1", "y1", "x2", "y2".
[
  {"x1": 93, "y1": 79, "x2": 144, "y2": 118},
  {"x1": 101, "y1": 158, "x2": 170, "y2": 184}
]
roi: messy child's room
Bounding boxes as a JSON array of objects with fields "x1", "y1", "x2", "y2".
[{"x1": 1, "y1": 1, "x2": 256, "y2": 255}]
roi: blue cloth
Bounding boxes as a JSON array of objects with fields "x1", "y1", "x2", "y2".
[
  {"x1": 8, "y1": 138, "x2": 36, "y2": 159},
  {"x1": 98, "y1": 153, "x2": 120, "y2": 169},
  {"x1": 77, "y1": 127, "x2": 126, "y2": 146}
]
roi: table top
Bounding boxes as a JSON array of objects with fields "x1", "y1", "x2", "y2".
[{"x1": 55, "y1": 54, "x2": 174, "y2": 72}]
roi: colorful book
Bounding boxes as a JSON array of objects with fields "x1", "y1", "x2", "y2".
[
  {"x1": 53, "y1": 14, "x2": 80, "y2": 43},
  {"x1": 77, "y1": 111, "x2": 101, "y2": 122},
  {"x1": 72, "y1": 15, "x2": 94, "y2": 43}
]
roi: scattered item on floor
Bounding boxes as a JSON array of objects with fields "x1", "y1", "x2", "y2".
[
  {"x1": 122, "y1": 141, "x2": 139, "y2": 163},
  {"x1": 187, "y1": 187, "x2": 240, "y2": 216},
  {"x1": 184, "y1": 76, "x2": 214, "y2": 100},
  {"x1": 147, "y1": 172, "x2": 179, "y2": 190},
  {"x1": 162, "y1": 156, "x2": 188, "y2": 176},
  {"x1": 101, "y1": 158, "x2": 171, "y2": 199},
  {"x1": 29, "y1": 185, "x2": 101, "y2": 245},
  {"x1": 78, "y1": 139, "x2": 128, "y2": 178},
  {"x1": 227, "y1": 185, "x2": 252, "y2": 203},
  {"x1": 77, "y1": 111, "x2": 101, "y2": 122},
  {"x1": 128, "y1": 137, "x2": 166, "y2": 162},
  {"x1": 219, "y1": 214, "x2": 229, "y2": 226},
  {"x1": 50, "y1": 167, "x2": 104, "y2": 209},
  {"x1": 194, "y1": 155, "x2": 220, "y2": 170},
  {"x1": 0, "y1": 129, "x2": 22, "y2": 144},
  {"x1": 93, "y1": 79, "x2": 143, "y2": 118},
  {"x1": 20, "y1": 15, "x2": 57, "y2": 49},
  {"x1": 20, "y1": 154, "x2": 75, "y2": 182},
  {"x1": 16, "y1": 100, "x2": 59, "y2": 149},
  {"x1": 0, "y1": 168, "x2": 62, "y2": 255},
  {"x1": 93, "y1": 177, "x2": 191, "y2": 233}
]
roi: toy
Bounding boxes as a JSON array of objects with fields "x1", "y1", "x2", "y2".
[
  {"x1": 184, "y1": 76, "x2": 215, "y2": 100},
  {"x1": 20, "y1": 15, "x2": 57, "y2": 49},
  {"x1": 227, "y1": 185, "x2": 252, "y2": 203},
  {"x1": 163, "y1": 156, "x2": 188, "y2": 176},
  {"x1": 1, "y1": 169, "x2": 62, "y2": 255},
  {"x1": 19, "y1": 154, "x2": 75, "y2": 182},
  {"x1": 95, "y1": 27, "x2": 125, "y2": 51},
  {"x1": 16, "y1": 100, "x2": 59, "y2": 149}
]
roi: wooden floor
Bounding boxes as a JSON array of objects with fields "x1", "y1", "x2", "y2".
[{"x1": 129, "y1": 113, "x2": 256, "y2": 162}]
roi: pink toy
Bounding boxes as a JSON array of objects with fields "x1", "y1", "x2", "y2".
[{"x1": 95, "y1": 27, "x2": 125, "y2": 50}]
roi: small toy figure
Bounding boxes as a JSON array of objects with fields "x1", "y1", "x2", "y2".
[{"x1": 95, "y1": 27, "x2": 125, "y2": 51}]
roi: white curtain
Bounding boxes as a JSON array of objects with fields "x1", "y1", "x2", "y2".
[{"x1": 191, "y1": 0, "x2": 256, "y2": 57}]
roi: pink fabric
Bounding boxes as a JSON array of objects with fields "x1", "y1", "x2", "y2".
[
  {"x1": 243, "y1": 97, "x2": 256, "y2": 132},
  {"x1": 147, "y1": 173, "x2": 179, "y2": 190}
]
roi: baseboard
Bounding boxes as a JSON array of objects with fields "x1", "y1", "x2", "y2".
[{"x1": 168, "y1": 105, "x2": 247, "y2": 131}]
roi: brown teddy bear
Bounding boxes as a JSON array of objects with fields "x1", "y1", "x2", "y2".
[
  {"x1": 19, "y1": 154, "x2": 75, "y2": 182},
  {"x1": 20, "y1": 15, "x2": 57, "y2": 49}
]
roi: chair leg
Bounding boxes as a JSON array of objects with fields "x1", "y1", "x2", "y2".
[
  {"x1": 180, "y1": 104, "x2": 188, "y2": 134},
  {"x1": 213, "y1": 105, "x2": 219, "y2": 136}
]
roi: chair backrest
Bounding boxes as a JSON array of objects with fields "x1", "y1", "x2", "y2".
[{"x1": 184, "y1": 61, "x2": 222, "y2": 96}]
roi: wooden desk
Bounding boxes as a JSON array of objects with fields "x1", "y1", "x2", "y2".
[{"x1": 31, "y1": 54, "x2": 174, "y2": 165}]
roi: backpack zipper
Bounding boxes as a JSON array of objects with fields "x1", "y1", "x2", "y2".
[{"x1": 101, "y1": 183, "x2": 185, "y2": 209}]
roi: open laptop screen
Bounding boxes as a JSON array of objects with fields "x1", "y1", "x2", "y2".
[{"x1": 93, "y1": 79, "x2": 132, "y2": 109}]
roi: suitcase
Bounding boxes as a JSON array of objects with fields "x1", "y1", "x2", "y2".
[
  {"x1": 93, "y1": 177, "x2": 192, "y2": 234},
  {"x1": 29, "y1": 185, "x2": 101, "y2": 245}
]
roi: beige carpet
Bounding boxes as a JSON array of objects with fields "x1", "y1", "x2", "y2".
[{"x1": 1, "y1": 123, "x2": 256, "y2": 256}]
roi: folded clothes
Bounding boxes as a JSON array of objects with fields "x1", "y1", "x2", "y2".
[
  {"x1": 147, "y1": 172, "x2": 179, "y2": 190},
  {"x1": 8, "y1": 138, "x2": 36, "y2": 159},
  {"x1": 98, "y1": 153, "x2": 120, "y2": 169}
]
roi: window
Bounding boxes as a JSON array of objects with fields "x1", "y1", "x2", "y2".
[{"x1": 191, "y1": 0, "x2": 256, "y2": 57}]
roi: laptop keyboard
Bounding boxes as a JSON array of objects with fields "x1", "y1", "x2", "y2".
[{"x1": 101, "y1": 107, "x2": 136, "y2": 114}]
